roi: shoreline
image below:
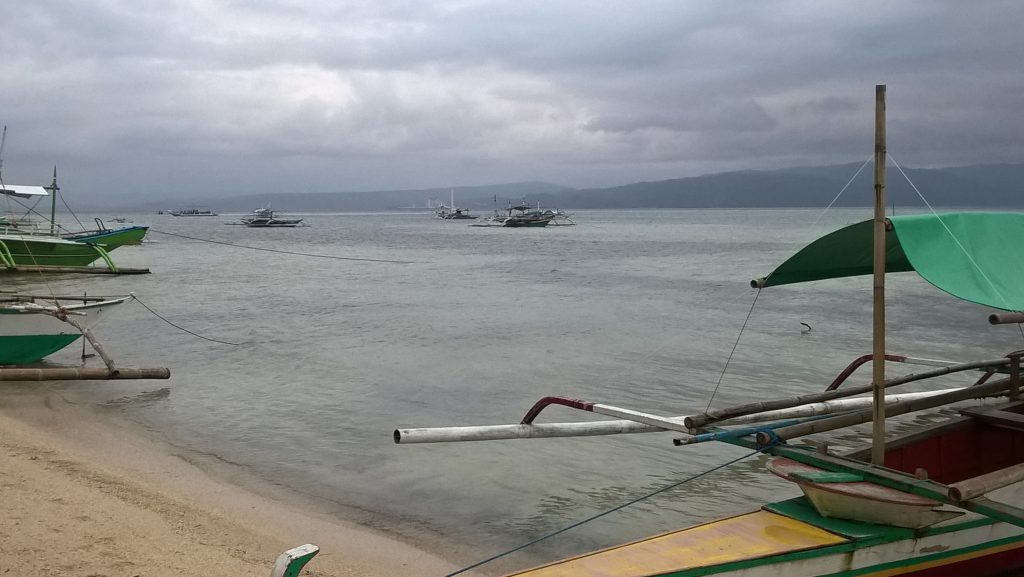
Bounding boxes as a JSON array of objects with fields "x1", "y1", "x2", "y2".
[{"x1": 0, "y1": 384, "x2": 468, "y2": 577}]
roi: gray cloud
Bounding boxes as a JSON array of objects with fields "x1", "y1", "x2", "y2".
[{"x1": 1, "y1": 0, "x2": 1022, "y2": 201}]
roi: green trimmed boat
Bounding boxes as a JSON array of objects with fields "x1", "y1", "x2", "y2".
[
  {"x1": 0, "y1": 293, "x2": 133, "y2": 365},
  {"x1": 0, "y1": 175, "x2": 126, "y2": 269},
  {"x1": 62, "y1": 223, "x2": 149, "y2": 247},
  {"x1": 0, "y1": 233, "x2": 117, "y2": 268}
]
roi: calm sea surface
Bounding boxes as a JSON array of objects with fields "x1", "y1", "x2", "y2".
[{"x1": 8, "y1": 208, "x2": 1020, "y2": 572}]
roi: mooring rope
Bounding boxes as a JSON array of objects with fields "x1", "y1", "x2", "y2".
[
  {"x1": 704, "y1": 288, "x2": 761, "y2": 413},
  {"x1": 133, "y1": 295, "x2": 243, "y2": 346},
  {"x1": 149, "y1": 229, "x2": 418, "y2": 264},
  {"x1": 811, "y1": 156, "x2": 872, "y2": 227},
  {"x1": 442, "y1": 445, "x2": 770, "y2": 577}
]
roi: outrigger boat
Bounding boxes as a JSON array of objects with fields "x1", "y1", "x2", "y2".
[
  {"x1": 62, "y1": 218, "x2": 149, "y2": 246},
  {"x1": 0, "y1": 291, "x2": 169, "y2": 381},
  {"x1": 0, "y1": 292, "x2": 133, "y2": 365},
  {"x1": 435, "y1": 189, "x2": 479, "y2": 220},
  {"x1": 0, "y1": 233, "x2": 120, "y2": 269},
  {"x1": 1, "y1": 164, "x2": 129, "y2": 270},
  {"x1": 384, "y1": 86, "x2": 1024, "y2": 577},
  {"x1": 169, "y1": 207, "x2": 218, "y2": 216},
  {"x1": 238, "y1": 206, "x2": 305, "y2": 227}
]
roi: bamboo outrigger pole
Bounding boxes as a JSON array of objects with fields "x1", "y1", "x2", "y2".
[
  {"x1": 0, "y1": 367, "x2": 170, "y2": 380},
  {"x1": 872, "y1": 84, "x2": 887, "y2": 465}
]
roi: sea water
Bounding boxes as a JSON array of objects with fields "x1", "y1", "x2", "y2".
[{"x1": 8, "y1": 209, "x2": 1019, "y2": 572}]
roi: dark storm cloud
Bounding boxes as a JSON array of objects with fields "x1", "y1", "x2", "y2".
[{"x1": 1, "y1": 0, "x2": 1022, "y2": 200}]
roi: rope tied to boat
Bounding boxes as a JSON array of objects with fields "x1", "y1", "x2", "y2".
[
  {"x1": 755, "y1": 428, "x2": 786, "y2": 450},
  {"x1": 441, "y1": 446, "x2": 767, "y2": 577},
  {"x1": 148, "y1": 229, "x2": 419, "y2": 264},
  {"x1": 132, "y1": 295, "x2": 244, "y2": 346}
]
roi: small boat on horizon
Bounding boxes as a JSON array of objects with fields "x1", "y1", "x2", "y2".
[
  {"x1": 169, "y1": 208, "x2": 218, "y2": 217},
  {"x1": 435, "y1": 188, "x2": 479, "y2": 220}
]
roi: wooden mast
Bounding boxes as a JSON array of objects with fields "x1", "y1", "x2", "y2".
[
  {"x1": 871, "y1": 85, "x2": 887, "y2": 465},
  {"x1": 46, "y1": 166, "x2": 59, "y2": 236}
]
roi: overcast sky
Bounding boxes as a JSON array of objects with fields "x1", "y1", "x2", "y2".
[{"x1": 1, "y1": 1, "x2": 1022, "y2": 201}]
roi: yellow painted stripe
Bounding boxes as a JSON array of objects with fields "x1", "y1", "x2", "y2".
[
  {"x1": 508, "y1": 511, "x2": 847, "y2": 577},
  {"x1": 854, "y1": 539, "x2": 1024, "y2": 577}
]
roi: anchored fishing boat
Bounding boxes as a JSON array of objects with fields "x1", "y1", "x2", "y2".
[
  {"x1": 435, "y1": 189, "x2": 479, "y2": 220},
  {"x1": 169, "y1": 207, "x2": 218, "y2": 216},
  {"x1": 472, "y1": 201, "x2": 572, "y2": 227},
  {"x1": 238, "y1": 206, "x2": 305, "y2": 227},
  {"x1": 1, "y1": 158, "x2": 130, "y2": 270},
  {"x1": 388, "y1": 86, "x2": 1024, "y2": 577}
]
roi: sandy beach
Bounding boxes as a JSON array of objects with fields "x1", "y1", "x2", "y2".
[{"x1": 0, "y1": 384, "x2": 464, "y2": 577}]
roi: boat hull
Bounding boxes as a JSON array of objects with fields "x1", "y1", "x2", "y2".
[
  {"x1": 244, "y1": 219, "x2": 304, "y2": 227},
  {"x1": 0, "y1": 234, "x2": 110, "y2": 267},
  {"x1": 0, "y1": 296, "x2": 131, "y2": 364},
  {"x1": 508, "y1": 505, "x2": 1024, "y2": 577},
  {"x1": 62, "y1": 225, "x2": 148, "y2": 247},
  {"x1": 503, "y1": 218, "x2": 551, "y2": 227}
]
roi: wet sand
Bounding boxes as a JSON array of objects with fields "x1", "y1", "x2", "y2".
[{"x1": 0, "y1": 385, "x2": 464, "y2": 577}]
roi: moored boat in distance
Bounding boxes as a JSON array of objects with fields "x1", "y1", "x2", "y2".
[
  {"x1": 472, "y1": 201, "x2": 572, "y2": 227},
  {"x1": 435, "y1": 188, "x2": 479, "y2": 220},
  {"x1": 237, "y1": 206, "x2": 305, "y2": 227},
  {"x1": 388, "y1": 86, "x2": 1024, "y2": 577},
  {"x1": 169, "y1": 208, "x2": 218, "y2": 216},
  {"x1": 502, "y1": 203, "x2": 555, "y2": 227}
]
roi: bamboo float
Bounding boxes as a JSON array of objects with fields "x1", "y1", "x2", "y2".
[
  {"x1": 0, "y1": 293, "x2": 118, "y2": 303},
  {"x1": 395, "y1": 420, "x2": 666, "y2": 444},
  {"x1": 683, "y1": 357, "x2": 1009, "y2": 430},
  {"x1": 990, "y1": 312, "x2": 1024, "y2": 325},
  {"x1": 754, "y1": 376, "x2": 1010, "y2": 446},
  {"x1": 0, "y1": 266, "x2": 151, "y2": 274},
  {"x1": 397, "y1": 397, "x2": 694, "y2": 444},
  {"x1": 0, "y1": 367, "x2": 170, "y2": 380},
  {"x1": 949, "y1": 462, "x2": 1024, "y2": 503},
  {"x1": 713, "y1": 388, "x2": 976, "y2": 427}
]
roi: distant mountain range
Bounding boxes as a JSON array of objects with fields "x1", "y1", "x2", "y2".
[{"x1": 114, "y1": 162, "x2": 1024, "y2": 213}]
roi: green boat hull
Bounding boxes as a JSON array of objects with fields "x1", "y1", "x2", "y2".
[
  {"x1": 0, "y1": 235, "x2": 111, "y2": 267},
  {"x1": 0, "y1": 334, "x2": 82, "y2": 365},
  {"x1": 62, "y1": 225, "x2": 149, "y2": 248}
]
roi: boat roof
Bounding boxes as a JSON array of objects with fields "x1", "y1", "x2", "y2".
[
  {"x1": 0, "y1": 184, "x2": 48, "y2": 198},
  {"x1": 753, "y1": 211, "x2": 1024, "y2": 312}
]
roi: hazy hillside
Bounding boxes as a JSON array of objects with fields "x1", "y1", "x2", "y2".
[
  {"x1": 553, "y1": 164, "x2": 1020, "y2": 209},
  {"x1": 85, "y1": 163, "x2": 1024, "y2": 212}
]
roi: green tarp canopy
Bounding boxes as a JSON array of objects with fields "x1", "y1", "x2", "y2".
[{"x1": 752, "y1": 212, "x2": 1024, "y2": 312}]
